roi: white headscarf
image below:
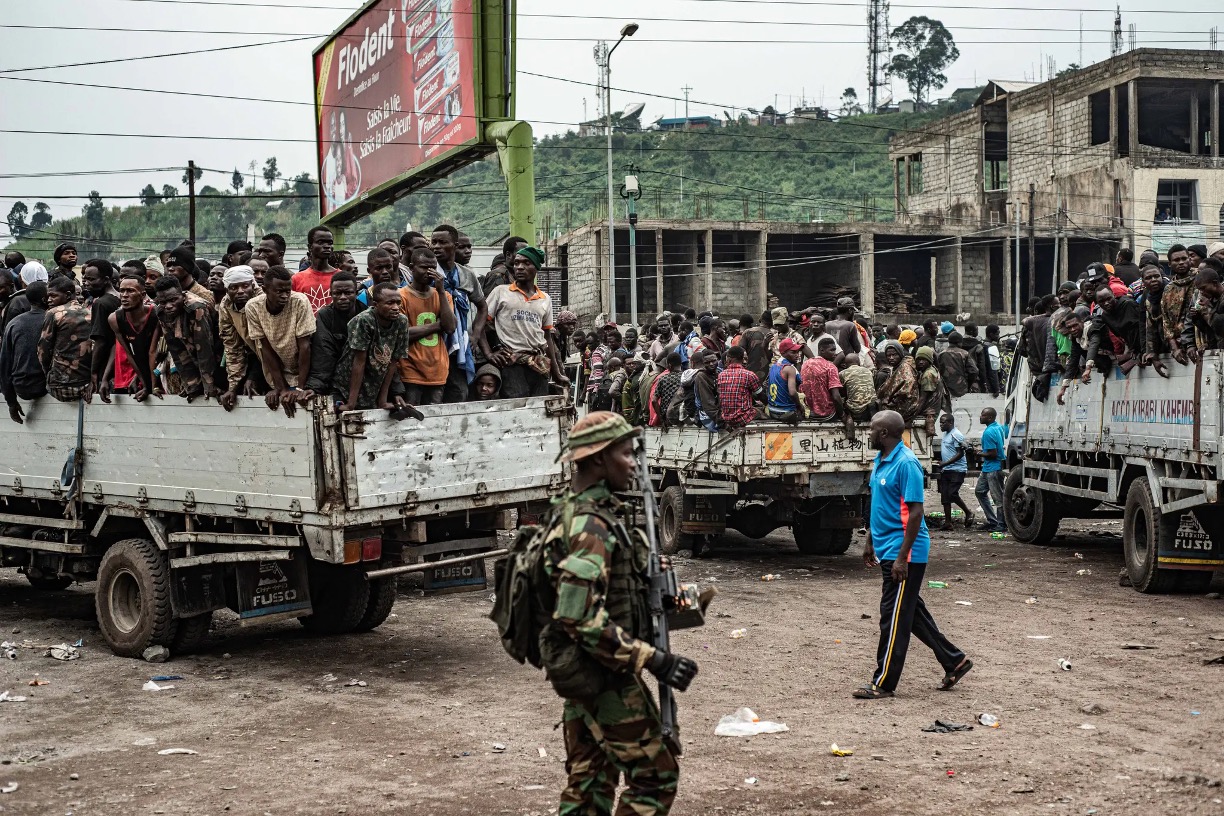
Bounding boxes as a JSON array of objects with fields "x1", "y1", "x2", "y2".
[
  {"x1": 222, "y1": 265, "x2": 255, "y2": 287},
  {"x1": 20, "y1": 260, "x2": 48, "y2": 285}
]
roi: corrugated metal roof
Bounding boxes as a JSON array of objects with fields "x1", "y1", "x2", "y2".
[{"x1": 975, "y1": 80, "x2": 1038, "y2": 106}]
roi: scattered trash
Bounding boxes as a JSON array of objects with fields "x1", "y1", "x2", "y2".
[
  {"x1": 150, "y1": 675, "x2": 183, "y2": 682},
  {"x1": 521, "y1": 785, "x2": 546, "y2": 791},
  {"x1": 1058, "y1": 659, "x2": 1072, "y2": 671},
  {"x1": 491, "y1": 743, "x2": 506, "y2": 753},
  {"x1": 537, "y1": 746, "x2": 547, "y2": 758},
  {"x1": 730, "y1": 629, "x2": 747, "y2": 639},
  {"x1": 1119, "y1": 569, "x2": 1133, "y2": 587},
  {"x1": 1074, "y1": 553, "x2": 1084, "y2": 559},
  {"x1": 0, "y1": 690, "x2": 27, "y2": 703},
  {"x1": 714, "y1": 707, "x2": 789, "y2": 737},
  {"x1": 142, "y1": 680, "x2": 175, "y2": 691},
  {"x1": 1206, "y1": 593, "x2": 1221, "y2": 600},
  {"x1": 27, "y1": 678, "x2": 49, "y2": 686},
  {"x1": 344, "y1": 679, "x2": 367, "y2": 687},
  {"x1": 990, "y1": 531, "x2": 1007, "y2": 540},
  {"x1": 132, "y1": 737, "x2": 156, "y2": 746},
  {"x1": 320, "y1": 673, "x2": 338, "y2": 683},
  {"x1": 946, "y1": 769, "x2": 956, "y2": 777},
  {"x1": 0, "y1": 641, "x2": 16, "y2": 660},
  {"x1": 1121, "y1": 643, "x2": 1157, "y2": 650},
  {"x1": 927, "y1": 581, "x2": 948, "y2": 589},
  {"x1": 1081, "y1": 703, "x2": 1107, "y2": 715},
  {"x1": 1026, "y1": 635, "x2": 1052, "y2": 639},
  {"x1": 1010, "y1": 786, "x2": 1035, "y2": 793},
  {"x1": 922, "y1": 720, "x2": 973, "y2": 733},
  {"x1": 1190, "y1": 711, "x2": 1202, "y2": 716},
  {"x1": 1024, "y1": 597, "x2": 1037, "y2": 605},
  {"x1": 142, "y1": 645, "x2": 170, "y2": 663},
  {"x1": 870, "y1": 754, "x2": 886, "y2": 761},
  {"x1": 156, "y1": 748, "x2": 198, "y2": 755},
  {"x1": 1076, "y1": 569, "x2": 1092, "y2": 576},
  {"x1": 860, "y1": 613, "x2": 871, "y2": 620},
  {"x1": 69, "y1": 773, "x2": 79, "y2": 781},
  {"x1": 760, "y1": 574, "x2": 780, "y2": 582},
  {"x1": 1, "y1": 782, "x2": 18, "y2": 794},
  {"x1": 976, "y1": 713, "x2": 1001, "y2": 728},
  {"x1": 46, "y1": 644, "x2": 79, "y2": 661},
  {"x1": 744, "y1": 777, "x2": 758, "y2": 785},
  {"x1": 1078, "y1": 723, "x2": 1097, "y2": 730},
  {"x1": 72, "y1": 638, "x2": 83, "y2": 647},
  {"x1": 955, "y1": 601, "x2": 973, "y2": 606},
  {"x1": 829, "y1": 743, "x2": 854, "y2": 757},
  {"x1": 1203, "y1": 655, "x2": 1224, "y2": 665}
]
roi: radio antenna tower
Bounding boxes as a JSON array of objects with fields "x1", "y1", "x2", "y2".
[
  {"x1": 867, "y1": 0, "x2": 891, "y2": 114},
  {"x1": 1111, "y1": 7, "x2": 1123, "y2": 57},
  {"x1": 593, "y1": 41, "x2": 608, "y2": 120}
]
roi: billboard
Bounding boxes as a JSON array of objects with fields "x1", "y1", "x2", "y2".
[{"x1": 313, "y1": 0, "x2": 506, "y2": 225}]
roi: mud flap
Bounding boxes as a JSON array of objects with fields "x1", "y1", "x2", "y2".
[
  {"x1": 170, "y1": 564, "x2": 228, "y2": 618},
  {"x1": 682, "y1": 493, "x2": 727, "y2": 535},
  {"x1": 235, "y1": 556, "x2": 312, "y2": 621},
  {"x1": 1158, "y1": 510, "x2": 1224, "y2": 570}
]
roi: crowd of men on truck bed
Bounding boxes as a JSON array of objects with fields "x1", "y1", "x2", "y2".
[{"x1": 3, "y1": 225, "x2": 1216, "y2": 434}]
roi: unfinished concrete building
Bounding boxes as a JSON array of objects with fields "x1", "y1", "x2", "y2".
[{"x1": 545, "y1": 49, "x2": 1224, "y2": 326}]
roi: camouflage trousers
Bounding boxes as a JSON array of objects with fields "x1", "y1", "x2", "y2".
[{"x1": 560, "y1": 676, "x2": 679, "y2": 816}]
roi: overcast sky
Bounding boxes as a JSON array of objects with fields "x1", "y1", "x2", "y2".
[{"x1": 2, "y1": 0, "x2": 1221, "y2": 242}]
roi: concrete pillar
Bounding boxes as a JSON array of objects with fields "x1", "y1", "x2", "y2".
[
  {"x1": 1002, "y1": 236, "x2": 1013, "y2": 319},
  {"x1": 598, "y1": 226, "x2": 608, "y2": 317},
  {"x1": 893, "y1": 159, "x2": 902, "y2": 216},
  {"x1": 859, "y1": 232, "x2": 875, "y2": 315},
  {"x1": 654, "y1": 230, "x2": 664, "y2": 319},
  {"x1": 1059, "y1": 236, "x2": 1069, "y2": 281},
  {"x1": 1128, "y1": 80, "x2": 1140, "y2": 158},
  {"x1": 703, "y1": 228, "x2": 714, "y2": 311},
  {"x1": 1191, "y1": 88, "x2": 1200, "y2": 155},
  {"x1": 954, "y1": 236, "x2": 964, "y2": 313},
  {"x1": 1108, "y1": 84, "x2": 1119, "y2": 159},
  {"x1": 1211, "y1": 82, "x2": 1220, "y2": 159},
  {"x1": 755, "y1": 230, "x2": 769, "y2": 316},
  {"x1": 688, "y1": 233, "x2": 700, "y2": 311}
]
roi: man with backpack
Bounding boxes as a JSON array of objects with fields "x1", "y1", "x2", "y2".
[{"x1": 493, "y1": 411, "x2": 699, "y2": 815}]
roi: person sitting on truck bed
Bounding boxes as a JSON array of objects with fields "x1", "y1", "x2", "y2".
[
  {"x1": 469, "y1": 363, "x2": 502, "y2": 400},
  {"x1": 1, "y1": 280, "x2": 49, "y2": 423},
  {"x1": 717, "y1": 344, "x2": 764, "y2": 429},
  {"x1": 936, "y1": 331, "x2": 977, "y2": 399},
  {"x1": 1161, "y1": 244, "x2": 1197, "y2": 365},
  {"x1": 801, "y1": 337, "x2": 855, "y2": 440},
  {"x1": 149, "y1": 276, "x2": 221, "y2": 402},
  {"x1": 331, "y1": 282, "x2": 411, "y2": 413},
  {"x1": 1083, "y1": 287, "x2": 1160, "y2": 383},
  {"x1": 399, "y1": 247, "x2": 456, "y2": 406},
  {"x1": 480, "y1": 246, "x2": 568, "y2": 399},
  {"x1": 838, "y1": 352, "x2": 877, "y2": 421},
  {"x1": 304, "y1": 270, "x2": 364, "y2": 400},
  {"x1": 664, "y1": 351, "x2": 699, "y2": 427},
  {"x1": 1020, "y1": 294, "x2": 1058, "y2": 376},
  {"x1": 692, "y1": 349, "x2": 721, "y2": 432},
  {"x1": 37, "y1": 276, "x2": 94, "y2": 403},
  {"x1": 1183, "y1": 261, "x2": 1224, "y2": 357},
  {"x1": 876, "y1": 340, "x2": 920, "y2": 423},
  {"x1": 243, "y1": 264, "x2": 316, "y2": 416},
  {"x1": 766, "y1": 338, "x2": 803, "y2": 423},
  {"x1": 104, "y1": 274, "x2": 157, "y2": 401},
  {"x1": 1138, "y1": 264, "x2": 1168, "y2": 360},
  {"x1": 913, "y1": 347, "x2": 944, "y2": 436},
  {"x1": 217, "y1": 265, "x2": 266, "y2": 411}
]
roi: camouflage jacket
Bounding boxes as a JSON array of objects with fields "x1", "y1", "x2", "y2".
[
  {"x1": 1161, "y1": 276, "x2": 1196, "y2": 350},
  {"x1": 542, "y1": 483, "x2": 654, "y2": 674},
  {"x1": 37, "y1": 302, "x2": 92, "y2": 388},
  {"x1": 157, "y1": 301, "x2": 220, "y2": 398}
]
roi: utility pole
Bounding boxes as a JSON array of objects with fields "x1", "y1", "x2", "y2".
[
  {"x1": 1027, "y1": 183, "x2": 1036, "y2": 303},
  {"x1": 866, "y1": 0, "x2": 891, "y2": 114},
  {"x1": 187, "y1": 160, "x2": 197, "y2": 245},
  {"x1": 1014, "y1": 199, "x2": 1021, "y2": 326},
  {"x1": 682, "y1": 85, "x2": 692, "y2": 128},
  {"x1": 620, "y1": 163, "x2": 643, "y2": 328}
]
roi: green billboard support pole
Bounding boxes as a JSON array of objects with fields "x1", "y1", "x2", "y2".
[
  {"x1": 486, "y1": 120, "x2": 535, "y2": 244},
  {"x1": 330, "y1": 224, "x2": 345, "y2": 250}
]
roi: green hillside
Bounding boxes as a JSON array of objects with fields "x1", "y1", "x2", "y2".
[{"x1": 5, "y1": 105, "x2": 968, "y2": 264}]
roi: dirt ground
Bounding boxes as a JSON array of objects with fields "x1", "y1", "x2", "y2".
[{"x1": 2, "y1": 494, "x2": 1223, "y2": 816}]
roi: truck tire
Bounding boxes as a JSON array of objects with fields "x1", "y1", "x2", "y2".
[
  {"x1": 792, "y1": 514, "x2": 853, "y2": 556},
  {"x1": 25, "y1": 573, "x2": 73, "y2": 591},
  {"x1": 299, "y1": 563, "x2": 370, "y2": 635},
  {"x1": 170, "y1": 612, "x2": 213, "y2": 654},
  {"x1": 354, "y1": 576, "x2": 397, "y2": 632},
  {"x1": 1123, "y1": 479, "x2": 1180, "y2": 594},
  {"x1": 1004, "y1": 467, "x2": 1061, "y2": 545},
  {"x1": 95, "y1": 538, "x2": 176, "y2": 658},
  {"x1": 659, "y1": 486, "x2": 694, "y2": 555}
]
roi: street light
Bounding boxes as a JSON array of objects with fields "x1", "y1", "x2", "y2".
[
  {"x1": 605, "y1": 21, "x2": 638, "y2": 325},
  {"x1": 619, "y1": 163, "x2": 643, "y2": 328}
]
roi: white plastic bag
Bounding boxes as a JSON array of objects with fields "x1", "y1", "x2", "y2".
[{"x1": 714, "y1": 707, "x2": 789, "y2": 737}]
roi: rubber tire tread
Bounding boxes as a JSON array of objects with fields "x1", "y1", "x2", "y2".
[
  {"x1": 354, "y1": 576, "x2": 397, "y2": 632},
  {"x1": 170, "y1": 612, "x2": 213, "y2": 654},
  {"x1": 1123, "y1": 479, "x2": 1180, "y2": 594},
  {"x1": 1003, "y1": 467, "x2": 1062, "y2": 546},
  {"x1": 299, "y1": 563, "x2": 371, "y2": 635},
  {"x1": 793, "y1": 515, "x2": 852, "y2": 555},
  {"x1": 95, "y1": 538, "x2": 176, "y2": 658},
  {"x1": 659, "y1": 486, "x2": 694, "y2": 555}
]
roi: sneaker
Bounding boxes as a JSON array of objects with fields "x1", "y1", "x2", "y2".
[{"x1": 975, "y1": 522, "x2": 998, "y2": 531}]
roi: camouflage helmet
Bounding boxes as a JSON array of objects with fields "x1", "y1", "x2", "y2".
[{"x1": 560, "y1": 411, "x2": 641, "y2": 463}]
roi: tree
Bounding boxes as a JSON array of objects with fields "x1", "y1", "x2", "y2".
[
  {"x1": 292, "y1": 173, "x2": 316, "y2": 215},
  {"x1": 140, "y1": 184, "x2": 161, "y2": 206},
  {"x1": 162, "y1": 184, "x2": 179, "y2": 200},
  {"x1": 886, "y1": 16, "x2": 960, "y2": 108},
  {"x1": 6, "y1": 201, "x2": 30, "y2": 239},
  {"x1": 83, "y1": 192, "x2": 106, "y2": 234},
  {"x1": 182, "y1": 165, "x2": 203, "y2": 186},
  {"x1": 231, "y1": 169, "x2": 244, "y2": 194},
  {"x1": 839, "y1": 87, "x2": 863, "y2": 117},
  {"x1": 31, "y1": 202, "x2": 52, "y2": 231},
  {"x1": 1056, "y1": 63, "x2": 1081, "y2": 78},
  {"x1": 262, "y1": 157, "x2": 279, "y2": 191}
]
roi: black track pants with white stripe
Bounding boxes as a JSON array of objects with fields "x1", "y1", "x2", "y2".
[{"x1": 872, "y1": 561, "x2": 965, "y2": 692}]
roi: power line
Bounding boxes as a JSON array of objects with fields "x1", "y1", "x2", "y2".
[{"x1": 0, "y1": 35, "x2": 315, "y2": 75}]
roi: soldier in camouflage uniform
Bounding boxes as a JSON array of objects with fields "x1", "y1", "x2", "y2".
[{"x1": 544, "y1": 411, "x2": 698, "y2": 816}]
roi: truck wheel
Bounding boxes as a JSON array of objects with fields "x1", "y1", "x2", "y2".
[
  {"x1": 1004, "y1": 467, "x2": 1061, "y2": 545},
  {"x1": 354, "y1": 576, "x2": 397, "y2": 632},
  {"x1": 95, "y1": 538, "x2": 176, "y2": 658},
  {"x1": 659, "y1": 487, "x2": 694, "y2": 555},
  {"x1": 1123, "y1": 479, "x2": 1180, "y2": 594},
  {"x1": 25, "y1": 573, "x2": 73, "y2": 591},
  {"x1": 170, "y1": 612, "x2": 213, "y2": 654},
  {"x1": 793, "y1": 514, "x2": 853, "y2": 556},
  {"x1": 299, "y1": 563, "x2": 371, "y2": 635}
]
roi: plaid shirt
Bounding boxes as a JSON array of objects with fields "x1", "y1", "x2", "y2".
[{"x1": 716, "y1": 363, "x2": 762, "y2": 428}]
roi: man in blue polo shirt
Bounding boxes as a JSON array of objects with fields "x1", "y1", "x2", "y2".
[
  {"x1": 975, "y1": 407, "x2": 1009, "y2": 532},
  {"x1": 854, "y1": 409, "x2": 971, "y2": 699}
]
